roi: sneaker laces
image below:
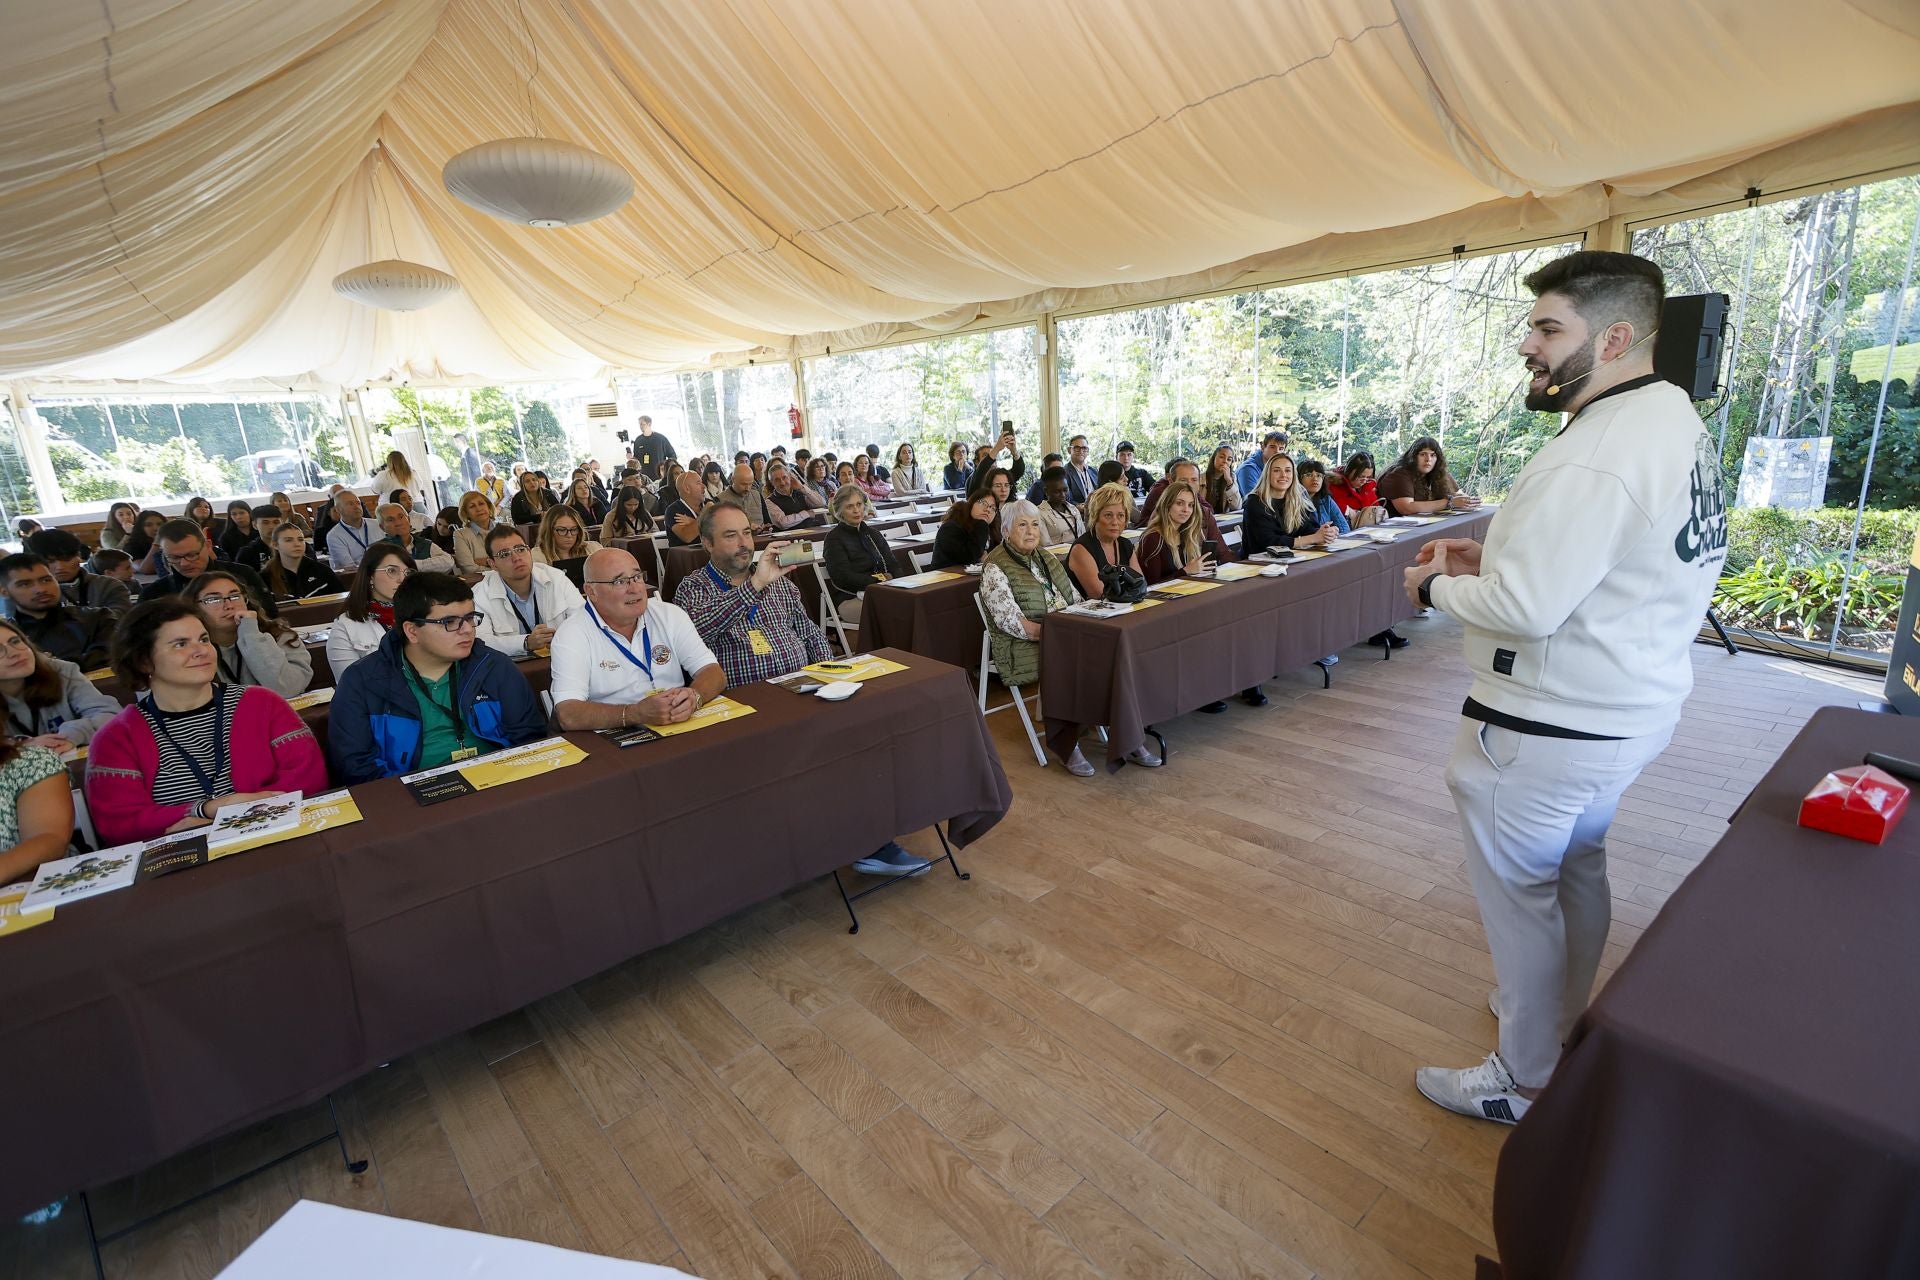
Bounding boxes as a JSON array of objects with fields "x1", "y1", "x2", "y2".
[{"x1": 1456, "y1": 1051, "x2": 1517, "y2": 1096}]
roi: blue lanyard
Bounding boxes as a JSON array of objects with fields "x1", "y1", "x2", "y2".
[
  {"x1": 587, "y1": 603, "x2": 654, "y2": 678},
  {"x1": 705, "y1": 563, "x2": 760, "y2": 627},
  {"x1": 143, "y1": 689, "x2": 228, "y2": 797},
  {"x1": 338, "y1": 521, "x2": 369, "y2": 553}
]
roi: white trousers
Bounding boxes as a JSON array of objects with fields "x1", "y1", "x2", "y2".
[{"x1": 1444, "y1": 716, "x2": 1672, "y2": 1087}]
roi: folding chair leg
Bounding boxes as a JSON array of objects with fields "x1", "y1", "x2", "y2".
[
  {"x1": 1008, "y1": 683, "x2": 1048, "y2": 767},
  {"x1": 1316, "y1": 659, "x2": 1334, "y2": 689}
]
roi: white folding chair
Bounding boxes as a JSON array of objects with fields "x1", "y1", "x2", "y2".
[
  {"x1": 1223, "y1": 526, "x2": 1243, "y2": 551},
  {"x1": 812, "y1": 560, "x2": 853, "y2": 654},
  {"x1": 972, "y1": 594, "x2": 1048, "y2": 767},
  {"x1": 908, "y1": 548, "x2": 932, "y2": 573}
]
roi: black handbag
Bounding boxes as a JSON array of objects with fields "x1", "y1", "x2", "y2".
[{"x1": 1099, "y1": 561, "x2": 1149, "y2": 603}]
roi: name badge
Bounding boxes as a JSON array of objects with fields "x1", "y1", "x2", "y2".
[
  {"x1": 449, "y1": 747, "x2": 479, "y2": 762},
  {"x1": 747, "y1": 628, "x2": 773, "y2": 657}
]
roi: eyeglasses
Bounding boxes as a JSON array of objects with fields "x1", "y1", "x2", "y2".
[
  {"x1": 195, "y1": 592, "x2": 248, "y2": 607},
  {"x1": 586, "y1": 573, "x2": 648, "y2": 589},
  {"x1": 491, "y1": 545, "x2": 530, "y2": 559},
  {"x1": 414, "y1": 611, "x2": 484, "y2": 632},
  {"x1": 374, "y1": 564, "x2": 412, "y2": 578},
  {"x1": 553, "y1": 526, "x2": 581, "y2": 537}
]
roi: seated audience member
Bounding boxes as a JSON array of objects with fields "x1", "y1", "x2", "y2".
[
  {"x1": 186, "y1": 571, "x2": 313, "y2": 698},
  {"x1": 508, "y1": 468, "x2": 553, "y2": 526},
  {"x1": 312, "y1": 486, "x2": 351, "y2": 549},
  {"x1": 1137, "y1": 480, "x2": 1213, "y2": 584},
  {"x1": 328, "y1": 573, "x2": 546, "y2": 783},
  {"x1": 0, "y1": 554, "x2": 116, "y2": 669},
  {"x1": 123, "y1": 508, "x2": 167, "y2": 573},
  {"x1": 0, "y1": 729, "x2": 74, "y2": 886},
  {"x1": 983, "y1": 503, "x2": 1094, "y2": 778},
  {"x1": 533, "y1": 504, "x2": 604, "y2": 566},
  {"x1": 1295, "y1": 458, "x2": 1352, "y2": 536},
  {"x1": 973, "y1": 465, "x2": 1017, "y2": 509},
  {"x1": 233, "y1": 505, "x2": 283, "y2": 571},
  {"x1": 453, "y1": 491, "x2": 497, "y2": 575},
  {"x1": 326, "y1": 542, "x2": 414, "y2": 677},
  {"x1": 1034, "y1": 466, "x2": 1089, "y2": 545},
  {"x1": 941, "y1": 442, "x2": 974, "y2": 493},
  {"x1": 476, "y1": 462, "x2": 506, "y2": 509},
  {"x1": 10, "y1": 517, "x2": 41, "y2": 544},
  {"x1": 1236, "y1": 430, "x2": 1289, "y2": 498},
  {"x1": 890, "y1": 444, "x2": 926, "y2": 495},
  {"x1": 324, "y1": 492, "x2": 377, "y2": 568},
  {"x1": 1138, "y1": 458, "x2": 1232, "y2": 556},
  {"x1": 1329, "y1": 451, "x2": 1382, "y2": 526},
  {"x1": 99, "y1": 502, "x2": 140, "y2": 551},
  {"x1": 674, "y1": 503, "x2": 829, "y2": 683},
  {"x1": 701, "y1": 461, "x2": 726, "y2": 502},
  {"x1": 385, "y1": 488, "x2": 430, "y2": 530},
  {"x1": 1061, "y1": 434, "x2": 1100, "y2": 504},
  {"x1": 138, "y1": 519, "x2": 280, "y2": 614},
  {"x1": 851, "y1": 453, "x2": 891, "y2": 499},
  {"x1": 86, "y1": 548, "x2": 135, "y2": 585},
  {"x1": 271, "y1": 491, "x2": 313, "y2": 536},
  {"x1": 1376, "y1": 435, "x2": 1478, "y2": 516},
  {"x1": 663, "y1": 470, "x2": 709, "y2": 548},
  {"x1": 258, "y1": 522, "x2": 343, "y2": 601},
  {"x1": 187, "y1": 496, "x2": 219, "y2": 537},
  {"x1": 822, "y1": 486, "x2": 894, "y2": 619},
  {"x1": 85, "y1": 596, "x2": 326, "y2": 847},
  {"x1": 1203, "y1": 445, "x2": 1243, "y2": 514},
  {"x1": 764, "y1": 461, "x2": 829, "y2": 530},
  {"x1": 0, "y1": 619, "x2": 119, "y2": 750},
  {"x1": 549, "y1": 548, "x2": 725, "y2": 730},
  {"x1": 28, "y1": 528, "x2": 131, "y2": 614},
  {"x1": 1019, "y1": 455, "x2": 1062, "y2": 504},
  {"x1": 1094, "y1": 459, "x2": 1125, "y2": 493},
  {"x1": 1115, "y1": 441, "x2": 1154, "y2": 500},
  {"x1": 1067, "y1": 483, "x2": 1148, "y2": 601},
  {"x1": 930, "y1": 492, "x2": 1000, "y2": 569},
  {"x1": 1243, "y1": 452, "x2": 1340, "y2": 552},
  {"x1": 217, "y1": 500, "x2": 260, "y2": 561},
  {"x1": 563, "y1": 475, "x2": 605, "y2": 527},
  {"x1": 428, "y1": 506, "x2": 461, "y2": 557},
  {"x1": 805, "y1": 456, "x2": 837, "y2": 498},
  {"x1": 472, "y1": 524, "x2": 583, "y2": 658},
  {"x1": 748, "y1": 452, "x2": 769, "y2": 491},
  {"x1": 718, "y1": 464, "x2": 774, "y2": 529},
  {"x1": 833, "y1": 460, "x2": 860, "y2": 498},
  {"x1": 378, "y1": 502, "x2": 454, "y2": 573},
  {"x1": 601, "y1": 485, "x2": 654, "y2": 541}
]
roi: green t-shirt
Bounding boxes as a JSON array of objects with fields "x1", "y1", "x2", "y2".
[{"x1": 406, "y1": 663, "x2": 467, "y2": 770}]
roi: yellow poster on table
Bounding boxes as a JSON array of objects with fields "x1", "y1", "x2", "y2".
[
  {"x1": 458, "y1": 736, "x2": 590, "y2": 784},
  {"x1": 1151, "y1": 578, "x2": 1223, "y2": 596},
  {"x1": 645, "y1": 695, "x2": 759, "y2": 737},
  {"x1": 802, "y1": 654, "x2": 910, "y2": 683},
  {"x1": 210, "y1": 789, "x2": 367, "y2": 860},
  {"x1": 0, "y1": 882, "x2": 53, "y2": 940}
]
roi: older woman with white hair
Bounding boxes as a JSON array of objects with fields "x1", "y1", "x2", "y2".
[
  {"x1": 823, "y1": 483, "x2": 895, "y2": 622},
  {"x1": 980, "y1": 500, "x2": 1161, "y2": 775}
]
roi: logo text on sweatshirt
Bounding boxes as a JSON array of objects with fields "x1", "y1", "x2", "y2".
[{"x1": 1674, "y1": 441, "x2": 1728, "y2": 566}]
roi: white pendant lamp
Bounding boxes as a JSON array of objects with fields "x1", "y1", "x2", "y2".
[
  {"x1": 331, "y1": 259, "x2": 462, "y2": 311},
  {"x1": 442, "y1": 137, "x2": 632, "y2": 227}
]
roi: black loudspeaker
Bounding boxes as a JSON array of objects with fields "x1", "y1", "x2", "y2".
[{"x1": 1655, "y1": 292, "x2": 1729, "y2": 401}]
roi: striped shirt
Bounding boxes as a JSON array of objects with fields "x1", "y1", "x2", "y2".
[{"x1": 140, "y1": 684, "x2": 236, "y2": 806}]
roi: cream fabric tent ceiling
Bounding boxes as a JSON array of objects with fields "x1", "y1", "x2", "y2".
[{"x1": 3, "y1": 0, "x2": 1918, "y2": 391}]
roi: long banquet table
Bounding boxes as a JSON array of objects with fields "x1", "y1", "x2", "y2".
[
  {"x1": 1489, "y1": 705, "x2": 1920, "y2": 1280},
  {"x1": 1040, "y1": 509, "x2": 1496, "y2": 766},
  {"x1": 0, "y1": 650, "x2": 1010, "y2": 1216}
]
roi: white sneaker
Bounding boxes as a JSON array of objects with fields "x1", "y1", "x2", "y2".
[
  {"x1": 1415, "y1": 1051, "x2": 1531, "y2": 1125},
  {"x1": 1489, "y1": 989, "x2": 1502, "y2": 1020}
]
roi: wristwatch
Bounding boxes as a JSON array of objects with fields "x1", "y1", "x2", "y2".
[{"x1": 1417, "y1": 572, "x2": 1442, "y2": 608}]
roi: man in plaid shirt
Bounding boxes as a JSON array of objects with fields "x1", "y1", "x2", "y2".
[
  {"x1": 672, "y1": 501, "x2": 930, "y2": 878},
  {"x1": 671, "y1": 502, "x2": 830, "y2": 685}
]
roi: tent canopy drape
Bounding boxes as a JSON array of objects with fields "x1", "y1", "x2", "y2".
[{"x1": 3, "y1": 0, "x2": 1917, "y2": 390}]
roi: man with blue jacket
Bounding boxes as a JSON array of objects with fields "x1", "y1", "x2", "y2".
[{"x1": 328, "y1": 572, "x2": 546, "y2": 783}]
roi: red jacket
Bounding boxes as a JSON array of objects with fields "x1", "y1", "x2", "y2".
[
  {"x1": 1327, "y1": 471, "x2": 1379, "y2": 514},
  {"x1": 84, "y1": 685, "x2": 328, "y2": 846}
]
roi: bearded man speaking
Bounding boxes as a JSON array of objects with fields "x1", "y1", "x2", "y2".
[{"x1": 1403, "y1": 250, "x2": 1727, "y2": 1125}]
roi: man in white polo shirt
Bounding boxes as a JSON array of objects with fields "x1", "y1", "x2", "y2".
[
  {"x1": 1403, "y1": 250, "x2": 1728, "y2": 1125},
  {"x1": 551, "y1": 547, "x2": 725, "y2": 730}
]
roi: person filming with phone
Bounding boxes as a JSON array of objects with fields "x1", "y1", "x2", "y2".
[
  {"x1": 672, "y1": 502, "x2": 829, "y2": 684},
  {"x1": 1402, "y1": 250, "x2": 1729, "y2": 1125}
]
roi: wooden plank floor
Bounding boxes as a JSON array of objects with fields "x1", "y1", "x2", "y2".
[{"x1": 4, "y1": 616, "x2": 1881, "y2": 1279}]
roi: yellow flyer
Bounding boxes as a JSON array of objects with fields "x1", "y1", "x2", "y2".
[
  {"x1": 645, "y1": 696, "x2": 759, "y2": 737},
  {"x1": 1152, "y1": 578, "x2": 1223, "y2": 596},
  {"x1": 802, "y1": 654, "x2": 910, "y2": 683},
  {"x1": 1211, "y1": 563, "x2": 1267, "y2": 581},
  {"x1": 0, "y1": 882, "x2": 53, "y2": 940},
  {"x1": 287, "y1": 687, "x2": 335, "y2": 710},
  {"x1": 291, "y1": 591, "x2": 349, "y2": 606},
  {"x1": 210, "y1": 789, "x2": 367, "y2": 859},
  {"x1": 888, "y1": 570, "x2": 966, "y2": 588},
  {"x1": 457, "y1": 736, "x2": 590, "y2": 785}
]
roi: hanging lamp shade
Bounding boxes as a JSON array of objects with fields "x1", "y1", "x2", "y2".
[
  {"x1": 331, "y1": 259, "x2": 461, "y2": 311},
  {"x1": 442, "y1": 137, "x2": 633, "y2": 227}
]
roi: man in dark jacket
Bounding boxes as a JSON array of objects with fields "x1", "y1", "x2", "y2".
[
  {"x1": 28, "y1": 528, "x2": 132, "y2": 614},
  {"x1": 327, "y1": 572, "x2": 546, "y2": 783},
  {"x1": 0, "y1": 553, "x2": 117, "y2": 669},
  {"x1": 136, "y1": 519, "x2": 280, "y2": 616}
]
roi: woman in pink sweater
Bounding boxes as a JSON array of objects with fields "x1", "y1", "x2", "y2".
[{"x1": 84, "y1": 597, "x2": 327, "y2": 847}]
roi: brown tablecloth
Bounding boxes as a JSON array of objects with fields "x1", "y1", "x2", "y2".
[
  {"x1": 1491, "y1": 706, "x2": 1920, "y2": 1280},
  {"x1": 0, "y1": 651, "x2": 1009, "y2": 1216},
  {"x1": 279, "y1": 593, "x2": 349, "y2": 629},
  {"x1": 1041, "y1": 511, "x2": 1494, "y2": 767},
  {"x1": 861, "y1": 573, "x2": 989, "y2": 670}
]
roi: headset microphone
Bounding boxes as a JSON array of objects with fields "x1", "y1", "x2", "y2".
[{"x1": 1542, "y1": 328, "x2": 1660, "y2": 396}]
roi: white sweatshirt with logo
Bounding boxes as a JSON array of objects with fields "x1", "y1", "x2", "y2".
[{"x1": 1430, "y1": 380, "x2": 1728, "y2": 738}]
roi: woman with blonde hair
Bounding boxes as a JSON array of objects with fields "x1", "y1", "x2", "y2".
[
  {"x1": 1136, "y1": 480, "x2": 1210, "y2": 583},
  {"x1": 369, "y1": 449, "x2": 417, "y2": 505},
  {"x1": 453, "y1": 490, "x2": 497, "y2": 575},
  {"x1": 533, "y1": 504, "x2": 604, "y2": 565},
  {"x1": 508, "y1": 468, "x2": 553, "y2": 526},
  {"x1": 1066, "y1": 482, "x2": 1148, "y2": 601},
  {"x1": 1243, "y1": 452, "x2": 1339, "y2": 552}
]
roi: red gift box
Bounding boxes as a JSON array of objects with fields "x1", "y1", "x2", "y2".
[{"x1": 1798, "y1": 765, "x2": 1910, "y2": 844}]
